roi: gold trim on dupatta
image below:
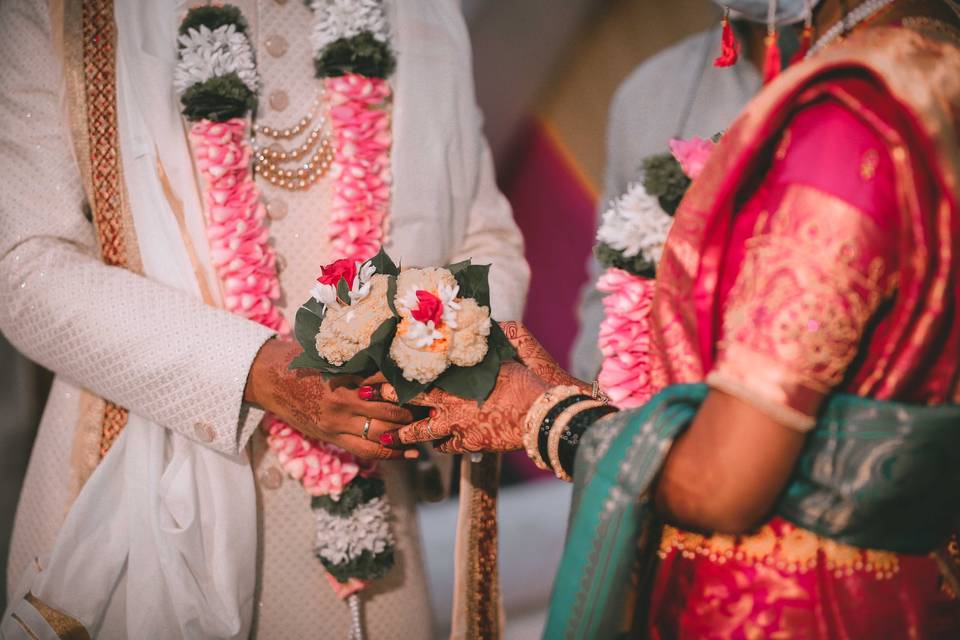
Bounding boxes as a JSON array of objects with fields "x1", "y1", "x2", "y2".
[{"x1": 13, "y1": 594, "x2": 92, "y2": 640}]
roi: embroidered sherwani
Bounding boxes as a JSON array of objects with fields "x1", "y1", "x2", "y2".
[{"x1": 0, "y1": 1, "x2": 529, "y2": 637}]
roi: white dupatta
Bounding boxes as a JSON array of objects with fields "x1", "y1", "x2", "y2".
[{"x1": 3, "y1": 2, "x2": 256, "y2": 638}]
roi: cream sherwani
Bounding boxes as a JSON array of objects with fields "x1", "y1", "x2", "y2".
[{"x1": 0, "y1": 0, "x2": 529, "y2": 637}]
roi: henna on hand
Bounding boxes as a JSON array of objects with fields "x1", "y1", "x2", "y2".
[
  {"x1": 395, "y1": 362, "x2": 548, "y2": 454},
  {"x1": 244, "y1": 337, "x2": 415, "y2": 459},
  {"x1": 500, "y1": 321, "x2": 591, "y2": 392}
]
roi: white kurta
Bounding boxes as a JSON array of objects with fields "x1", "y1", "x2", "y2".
[{"x1": 0, "y1": 0, "x2": 529, "y2": 637}]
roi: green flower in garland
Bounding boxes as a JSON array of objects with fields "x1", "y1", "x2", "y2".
[{"x1": 314, "y1": 32, "x2": 397, "y2": 79}]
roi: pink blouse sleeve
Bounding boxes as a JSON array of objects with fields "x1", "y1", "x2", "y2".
[{"x1": 706, "y1": 99, "x2": 899, "y2": 431}]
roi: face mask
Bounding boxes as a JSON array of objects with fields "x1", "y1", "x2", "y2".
[{"x1": 715, "y1": 0, "x2": 821, "y2": 25}]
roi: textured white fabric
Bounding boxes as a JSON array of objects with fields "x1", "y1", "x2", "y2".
[
  {"x1": 569, "y1": 27, "x2": 760, "y2": 379},
  {"x1": 1, "y1": 0, "x2": 527, "y2": 637}
]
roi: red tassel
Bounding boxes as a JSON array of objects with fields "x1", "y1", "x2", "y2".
[
  {"x1": 713, "y1": 14, "x2": 740, "y2": 67},
  {"x1": 789, "y1": 25, "x2": 813, "y2": 65},
  {"x1": 762, "y1": 31, "x2": 781, "y2": 84}
]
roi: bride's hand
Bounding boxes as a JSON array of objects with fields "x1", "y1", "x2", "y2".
[
  {"x1": 377, "y1": 361, "x2": 549, "y2": 454},
  {"x1": 500, "y1": 321, "x2": 591, "y2": 392}
]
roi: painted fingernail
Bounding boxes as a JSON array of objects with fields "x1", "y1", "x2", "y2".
[
  {"x1": 429, "y1": 408, "x2": 438, "y2": 418},
  {"x1": 404, "y1": 449, "x2": 420, "y2": 460},
  {"x1": 358, "y1": 385, "x2": 374, "y2": 401},
  {"x1": 379, "y1": 432, "x2": 394, "y2": 446}
]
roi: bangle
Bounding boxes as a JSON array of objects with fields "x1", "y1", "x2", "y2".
[
  {"x1": 537, "y1": 394, "x2": 591, "y2": 469},
  {"x1": 523, "y1": 385, "x2": 584, "y2": 471},
  {"x1": 591, "y1": 380, "x2": 611, "y2": 404},
  {"x1": 558, "y1": 405, "x2": 618, "y2": 478},
  {"x1": 548, "y1": 400, "x2": 603, "y2": 481}
]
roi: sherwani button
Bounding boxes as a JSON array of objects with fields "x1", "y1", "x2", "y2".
[
  {"x1": 194, "y1": 421, "x2": 216, "y2": 443},
  {"x1": 266, "y1": 198, "x2": 288, "y2": 220},
  {"x1": 265, "y1": 35, "x2": 289, "y2": 58},
  {"x1": 269, "y1": 90, "x2": 289, "y2": 112},
  {"x1": 260, "y1": 466, "x2": 284, "y2": 490}
]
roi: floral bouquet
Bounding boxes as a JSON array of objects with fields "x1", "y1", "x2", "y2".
[
  {"x1": 292, "y1": 249, "x2": 517, "y2": 404},
  {"x1": 594, "y1": 135, "x2": 715, "y2": 407}
]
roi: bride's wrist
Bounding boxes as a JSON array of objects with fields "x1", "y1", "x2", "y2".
[{"x1": 522, "y1": 384, "x2": 617, "y2": 481}]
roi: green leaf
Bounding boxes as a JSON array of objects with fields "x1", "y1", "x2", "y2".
[
  {"x1": 386, "y1": 275, "x2": 399, "y2": 317},
  {"x1": 368, "y1": 247, "x2": 400, "y2": 277},
  {"x1": 379, "y1": 350, "x2": 429, "y2": 405},
  {"x1": 452, "y1": 264, "x2": 492, "y2": 309},
  {"x1": 336, "y1": 277, "x2": 351, "y2": 305},
  {"x1": 434, "y1": 345, "x2": 502, "y2": 404},
  {"x1": 445, "y1": 259, "x2": 472, "y2": 275},
  {"x1": 302, "y1": 296, "x2": 326, "y2": 318},
  {"x1": 488, "y1": 321, "x2": 518, "y2": 361},
  {"x1": 294, "y1": 304, "x2": 324, "y2": 358},
  {"x1": 289, "y1": 351, "x2": 326, "y2": 371}
]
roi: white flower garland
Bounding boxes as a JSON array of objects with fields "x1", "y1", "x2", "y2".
[
  {"x1": 174, "y1": 24, "x2": 259, "y2": 94},
  {"x1": 314, "y1": 497, "x2": 395, "y2": 567},
  {"x1": 309, "y1": 0, "x2": 390, "y2": 53},
  {"x1": 596, "y1": 181, "x2": 674, "y2": 267}
]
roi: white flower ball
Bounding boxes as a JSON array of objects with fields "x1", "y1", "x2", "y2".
[
  {"x1": 448, "y1": 299, "x2": 491, "y2": 368},
  {"x1": 315, "y1": 274, "x2": 393, "y2": 365}
]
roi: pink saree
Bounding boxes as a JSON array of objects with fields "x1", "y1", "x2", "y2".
[{"x1": 643, "y1": 22, "x2": 960, "y2": 639}]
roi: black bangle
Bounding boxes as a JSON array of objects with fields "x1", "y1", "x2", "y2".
[
  {"x1": 558, "y1": 405, "x2": 618, "y2": 477},
  {"x1": 537, "y1": 394, "x2": 591, "y2": 469}
]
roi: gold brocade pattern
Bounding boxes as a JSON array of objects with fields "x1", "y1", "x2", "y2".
[
  {"x1": 22, "y1": 593, "x2": 92, "y2": 640},
  {"x1": 714, "y1": 184, "x2": 892, "y2": 416},
  {"x1": 658, "y1": 523, "x2": 900, "y2": 580},
  {"x1": 80, "y1": 0, "x2": 132, "y2": 458},
  {"x1": 651, "y1": 210, "x2": 708, "y2": 387},
  {"x1": 451, "y1": 455, "x2": 503, "y2": 639}
]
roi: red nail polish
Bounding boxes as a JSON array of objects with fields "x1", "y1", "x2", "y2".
[
  {"x1": 379, "y1": 432, "x2": 394, "y2": 446},
  {"x1": 358, "y1": 385, "x2": 374, "y2": 401},
  {"x1": 429, "y1": 408, "x2": 438, "y2": 418}
]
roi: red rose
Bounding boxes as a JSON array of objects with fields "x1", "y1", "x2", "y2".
[
  {"x1": 317, "y1": 258, "x2": 358, "y2": 288},
  {"x1": 411, "y1": 290, "x2": 444, "y2": 326}
]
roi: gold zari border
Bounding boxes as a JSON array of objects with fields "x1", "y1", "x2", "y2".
[{"x1": 659, "y1": 523, "x2": 900, "y2": 581}]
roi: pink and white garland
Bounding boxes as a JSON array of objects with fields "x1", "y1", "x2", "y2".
[
  {"x1": 191, "y1": 119, "x2": 289, "y2": 334},
  {"x1": 178, "y1": 2, "x2": 398, "y2": 614},
  {"x1": 596, "y1": 136, "x2": 714, "y2": 408},
  {"x1": 326, "y1": 74, "x2": 393, "y2": 261},
  {"x1": 597, "y1": 269, "x2": 656, "y2": 408}
]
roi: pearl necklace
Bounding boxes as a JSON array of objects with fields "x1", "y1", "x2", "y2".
[
  {"x1": 807, "y1": 0, "x2": 897, "y2": 56},
  {"x1": 253, "y1": 95, "x2": 335, "y2": 190}
]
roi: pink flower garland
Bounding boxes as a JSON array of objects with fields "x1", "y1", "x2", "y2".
[
  {"x1": 597, "y1": 268, "x2": 657, "y2": 408},
  {"x1": 258, "y1": 75, "x2": 396, "y2": 508},
  {"x1": 596, "y1": 136, "x2": 714, "y2": 409},
  {"x1": 325, "y1": 73, "x2": 393, "y2": 262},
  {"x1": 263, "y1": 416, "x2": 376, "y2": 498},
  {"x1": 191, "y1": 119, "x2": 289, "y2": 334}
]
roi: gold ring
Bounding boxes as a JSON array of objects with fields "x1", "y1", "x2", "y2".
[
  {"x1": 362, "y1": 417, "x2": 372, "y2": 440},
  {"x1": 425, "y1": 422, "x2": 436, "y2": 439}
]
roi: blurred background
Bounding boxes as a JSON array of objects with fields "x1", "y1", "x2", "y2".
[{"x1": 0, "y1": 0, "x2": 720, "y2": 635}]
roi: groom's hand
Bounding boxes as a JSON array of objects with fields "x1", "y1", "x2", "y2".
[{"x1": 244, "y1": 338, "x2": 418, "y2": 459}]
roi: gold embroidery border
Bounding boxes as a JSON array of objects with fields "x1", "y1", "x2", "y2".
[
  {"x1": 21, "y1": 593, "x2": 92, "y2": 640},
  {"x1": 73, "y1": 0, "x2": 143, "y2": 459},
  {"x1": 658, "y1": 524, "x2": 901, "y2": 581},
  {"x1": 451, "y1": 455, "x2": 503, "y2": 639}
]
